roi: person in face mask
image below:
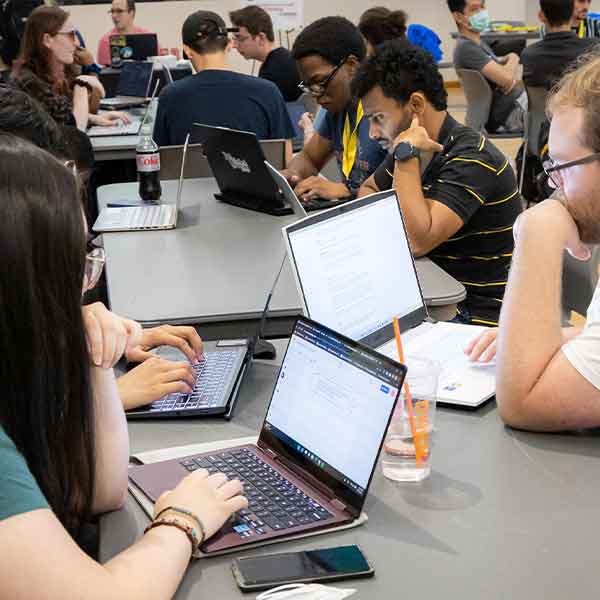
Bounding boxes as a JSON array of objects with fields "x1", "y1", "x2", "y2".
[
  {"x1": 448, "y1": 0, "x2": 524, "y2": 133},
  {"x1": 355, "y1": 41, "x2": 522, "y2": 326}
]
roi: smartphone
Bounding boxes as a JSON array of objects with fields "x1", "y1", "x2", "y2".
[{"x1": 231, "y1": 545, "x2": 374, "y2": 592}]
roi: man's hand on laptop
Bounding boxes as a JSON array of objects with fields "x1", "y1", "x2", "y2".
[
  {"x1": 82, "y1": 302, "x2": 142, "y2": 368},
  {"x1": 117, "y1": 357, "x2": 196, "y2": 410},
  {"x1": 464, "y1": 328, "x2": 498, "y2": 363},
  {"x1": 125, "y1": 324, "x2": 204, "y2": 364},
  {"x1": 294, "y1": 177, "x2": 350, "y2": 202},
  {"x1": 154, "y1": 469, "x2": 248, "y2": 543}
]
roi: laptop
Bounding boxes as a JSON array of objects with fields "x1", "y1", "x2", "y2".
[
  {"x1": 109, "y1": 33, "x2": 158, "y2": 67},
  {"x1": 92, "y1": 132, "x2": 188, "y2": 233},
  {"x1": 193, "y1": 124, "x2": 351, "y2": 216},
  {"x1": 100, "y1": 61, "x2": 153, "y2": 110},
  {"x1": 128, "y1": 316, "x2": 405, "y2": 553},
  {"x1": 282, "y1": 190, "x2": 496, "y2": 408}
]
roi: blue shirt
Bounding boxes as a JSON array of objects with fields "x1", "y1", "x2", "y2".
[
  {"x1": 154, "y1": 70, "x2": 296, "y2": 147},
  {"x1": 314, "y1": 106, "x2": 387, "y2": 195}
]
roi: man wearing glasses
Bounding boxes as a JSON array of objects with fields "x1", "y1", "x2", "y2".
[
  {"x1": 282, "y1": 17, "x2": 387, "y2": 202},
  {"x1": 97, "y1": 0, "x2": 154, "y2": 66},
  {"x1": 466, "y1": 54, "x2": 600, "y2": 431}
]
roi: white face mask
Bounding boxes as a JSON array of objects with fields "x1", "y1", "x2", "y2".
[{"x1": 468, "y1": 9, "x2": 491, "y2": 33}]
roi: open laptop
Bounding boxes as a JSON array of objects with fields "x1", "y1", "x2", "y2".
[
  {"x1": 110, "y1": 33, "x2": 158, "y2": 67},
  {"x1": 128, "y1": 316, "x2": 405, "y2": 553},
  {"x1": 100, "y1": 61, "x2": 153, "y2": 110},
  {"x1": 92, "y1": 133, "x2": 188, "y2": 233},
  {"x1": 194, "y1": 124, "x2": 351, "y2": 216},
  {"x1": 282, "y1": 190, "x2": 496, "y2": 408}
]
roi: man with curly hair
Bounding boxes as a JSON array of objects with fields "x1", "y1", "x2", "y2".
[{"x1": 355, "y1": 41, "x2": 521, "y2": 326}]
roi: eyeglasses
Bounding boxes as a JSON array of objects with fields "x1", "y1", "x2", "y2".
[
  {"x1": 298, "y1": 55, "x2": 348, "y2": 98},
  {"x1": 84, "y1": 246, "x2": 105, "y2": 291},
  {"x1": 108, "y1": 8, "x2": 129, "y2": 15},
  {"x1": 56, "y1": 30, "x2": 77, "y2": 42},
  {"x1": 542, "y1": 152, "x2": 600, "y2": 188},
  {"x1": 234, "y1": 33, "x2": 252, "y2": 44}
]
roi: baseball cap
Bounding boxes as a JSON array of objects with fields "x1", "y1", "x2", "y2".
[{"x1": 182, "y1": 10, "x2": 238, "y2": 46}]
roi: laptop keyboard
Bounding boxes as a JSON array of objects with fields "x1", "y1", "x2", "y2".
[
  {"x1": 145, "y1": 349, "x2": 243, "y2": 413},
  {"x1": 126, "y1": 205, "x2": 172, "y2": 229},
  {"x1": 179, "y1": 447, "x2": 333, "y2": 538},
  {"x1": 88, "y1": 118, "x2": 142, "y2": 137}
]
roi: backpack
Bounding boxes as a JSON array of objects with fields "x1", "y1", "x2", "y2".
[{"x1": 0, "y1": 0, "x2": 43, "y2": 66}]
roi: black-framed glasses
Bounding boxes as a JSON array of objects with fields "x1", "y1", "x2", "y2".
[
  {"x1": 108, "y1": 8, "x2": 129, "y2": 15},
  {"x1": 298, "y1": 55, "x2": 348, "y2": 98},
  {"x1": 542, "y1": 152, "x2": 600, "y2": 188}
]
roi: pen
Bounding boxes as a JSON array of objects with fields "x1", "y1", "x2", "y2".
[
  {"x1": 393, "y1": 316, "x2": 427, "y2": 467},
  {"x1": 107, "y1": 203, "x2": 139, "y2": 208}
]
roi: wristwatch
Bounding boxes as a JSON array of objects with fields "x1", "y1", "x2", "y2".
[{"x1": 393, "y1": 141, "x2": 420, "y2": 163}]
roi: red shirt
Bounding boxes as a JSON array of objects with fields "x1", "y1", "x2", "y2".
[{"x1": 96, "y1": 25, "x2": 154, "y2": 66}]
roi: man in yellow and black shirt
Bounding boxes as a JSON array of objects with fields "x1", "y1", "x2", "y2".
[{"x1": 355, "y1": 40, "x2": 522, "y2": 326}]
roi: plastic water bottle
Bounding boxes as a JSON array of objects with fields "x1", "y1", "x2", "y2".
[{"x1": 136, "y1": 124, "x2": 162, "y2": 203}]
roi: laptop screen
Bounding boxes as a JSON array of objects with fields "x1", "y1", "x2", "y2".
[
  {"x1": 118, "y1": 62, "x2": 152, "y2": 97},
  {"x1": 259, "y1": 317, "x2": 405, "y2": 512},
  {"x1": 284, "y1": 191, "x2": 425, "y2": 349}
]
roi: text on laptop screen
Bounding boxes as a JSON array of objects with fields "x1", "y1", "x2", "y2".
[
  {"x1": 264, "y1": 319, "x2": 400, "y2": 495},
  {"x1": 119, "y1": 62, "x2": 152, "y2": 97},
  {"x1": 286, "y1": 193, "x2": 423, "y2": 342}
]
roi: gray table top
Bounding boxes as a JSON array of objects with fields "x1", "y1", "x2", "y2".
[
  {"x1": 451, "y1": 30, "x2": 541, "y2": 41},
  {"x1": 97, "y1": 179, "x2": 466, "y2": 329},
  {"x1": 100, "y1": 339, "x2": 600, "y2": 599}
]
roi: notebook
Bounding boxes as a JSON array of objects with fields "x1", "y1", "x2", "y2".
[
  {"x1": 100, "y1": 61, "x2": 153, "y2": 110},
  {"x1": 128, "y1": 316, "x2": 405, "y2": 554},
  {"x1": 92, "y1": 132, "x2": 188, "y2": 233},
  {"x1": 282, "y1": 190, "x2": 496, "y2": 408}
]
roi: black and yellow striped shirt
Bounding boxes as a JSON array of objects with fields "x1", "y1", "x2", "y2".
[{"x1": 373, "y1": 114, "x2": 522, "y2": 326}]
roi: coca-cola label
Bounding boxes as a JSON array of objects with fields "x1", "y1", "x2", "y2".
[{"x1": 136, "y1": 152, "x2": 160, "y2": 172}]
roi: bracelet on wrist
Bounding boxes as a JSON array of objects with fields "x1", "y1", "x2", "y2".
[
  {"x1": 154, "y1": 505, "x2": 207, "y2": 545},
  {"x1": 73, "y1": 79, "x2": 92, "y2": 93},
  {"x1": 144, "y1": 517, "x2": 200, "y2": 557}
]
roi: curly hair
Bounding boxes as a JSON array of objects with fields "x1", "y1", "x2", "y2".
[
  {"x1": 291, "y1": 16, "x2": 365, "y2": 66},
  {"x1": 352, "y1": 40, "x2": 448, "y2": 111},
  {"x1": 358, "y1": 7, "x2": 408, "y2": 49}
]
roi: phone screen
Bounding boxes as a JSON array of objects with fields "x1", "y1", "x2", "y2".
[{"x1": 233, "y1": 545, "x2": 373, "y2": 588}]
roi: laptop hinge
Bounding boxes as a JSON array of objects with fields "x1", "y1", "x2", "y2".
[
  {"x1": 330, "y1": 498, "x2": 347, "y2": 512},
  {"x1": 261, "y1": 447, "x2": 277, "y2": 460}
]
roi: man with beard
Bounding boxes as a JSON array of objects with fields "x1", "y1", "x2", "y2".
[
  {"x1": 465, "y1": 53, "x2": 600, "y2": 431},
  {"x1": 355, "y1": 41, "x2": 521, "y2": 326}
]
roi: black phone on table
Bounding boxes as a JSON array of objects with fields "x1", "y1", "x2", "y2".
[{"x1": 231, "y1": 544, "x2": 374, "y2": 592}]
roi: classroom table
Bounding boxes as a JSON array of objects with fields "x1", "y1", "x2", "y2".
[
  {"x1": 97, "y1": 179, "x2": 466, "y2": 338},
  {"x1": 99, "y1": 339, "x2": 600, "y2": 600},
  {"x1": 451, "y1": 30, "x2": 541, "y2": 42}
]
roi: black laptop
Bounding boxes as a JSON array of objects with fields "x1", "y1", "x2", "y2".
[
  {"x1": 193, "y1": 124, "x2": 351, "y2": 216},
  {"x1": 110, "y1": 33, "x2": 158, "y2": 67}
]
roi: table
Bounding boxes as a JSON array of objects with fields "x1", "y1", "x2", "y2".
[
  {"x1": 97, "y1": 179, "x2": 466, "y2": 338},
  {"x1": 451, "y1": 30, "x2": 541, "y2": 42},
  {"x1": 100, "y1": 339, "x2": 600, "y2": 599}
]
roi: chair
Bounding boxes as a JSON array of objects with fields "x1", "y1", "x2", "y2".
[
  {"x1": 456, "y1": 68, "x2": 523, "y2": 138},
  {"x1": 260, "y1": 138, "x2": 286, "y2": 170},
  {"x1": 562, "y1": 247, "x2": 600, "y2": 319}
]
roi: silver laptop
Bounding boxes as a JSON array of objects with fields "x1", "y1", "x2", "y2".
[
  {"x1": 92, "y1": 134, "x2": 188, "y2": 233},
  {"x1": 100, "y1": 61, "x2": 153, "y2": 110},
  {"x1": 282, "y1": 190, "x2": 496, "y2": 408}
]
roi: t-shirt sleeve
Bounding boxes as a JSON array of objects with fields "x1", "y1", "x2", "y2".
[
  {"x1": 97, "y1": 34, "x2": 111, "y2": 67},
  {"x1": 373, "y1": 154, "x2": 395, "y2": 191},
  {"x1": 314, "y1": 108, "x2": 334, "y2": 141},
  {"x1": 0, "y1": 429, "x2": 48, "y2": 521},
  {"x1": 454, "y1": 41, "x2": 494, "y2": 72}
]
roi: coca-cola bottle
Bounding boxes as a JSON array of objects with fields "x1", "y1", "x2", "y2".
[{"x1": 136, "y1": 124, "x2": 162, "y2": 203}]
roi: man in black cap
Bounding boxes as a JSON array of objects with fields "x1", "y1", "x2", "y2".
[{"x1": 153, "y1": 9, "x2": 294, "y2": 155}]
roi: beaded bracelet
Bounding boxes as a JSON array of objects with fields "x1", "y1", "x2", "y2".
[
  {"x1": 154, "y1": 505, "x2": 207, "y2": 545},
  {"x1": 144, "y1": 517, "x2": 200, "y2": 556}
]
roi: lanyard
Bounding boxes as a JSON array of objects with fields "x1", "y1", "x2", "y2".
[
  {"x1": 579, "y1": 19, "x2": 585, "y2": 38},
  {"x1": 342, "y1": 101, "x2": 364, "y2": 178}
]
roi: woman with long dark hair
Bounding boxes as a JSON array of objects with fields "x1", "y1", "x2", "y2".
[
  {"x1": 11, "y1": 5, "x2": 127, "y2": 130},
  {"x1": 0, "y1": 135, "x2": 247, "y2": 598}
]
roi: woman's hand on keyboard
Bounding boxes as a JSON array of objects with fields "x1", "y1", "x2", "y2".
[
  {"x1": 117, "y1": 357, "x2": 196, "y2": 410},
  {"x1": 154, "y1": 470, "x2": 248, "y2": 543},
  {"x1": 90, "y1": 111, "x2": 131, "y2": 127},
  {"x1": 126, "y1": 324, "x2": 204, "y2": 364},
  {"x1": 464, "y1": 327, "x2": 498, "y2": 363},
  {"x1": 82, "y1": 302, "x2": 142, "y2": 368}
]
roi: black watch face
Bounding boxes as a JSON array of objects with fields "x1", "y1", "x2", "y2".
[{"x1": 394, "y1": 143, "x2": 415, "y2": 162}]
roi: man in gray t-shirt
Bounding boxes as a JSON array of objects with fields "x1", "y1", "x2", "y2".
[{"x1": 448, "y1": 0, "x2": 523, "y2": 132}]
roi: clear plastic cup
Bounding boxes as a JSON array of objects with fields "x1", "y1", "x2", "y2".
[{"x1": 382, "y1": 356, "x2": 440, "y2": 483}]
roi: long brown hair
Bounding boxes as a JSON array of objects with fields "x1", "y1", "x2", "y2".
[{"x1": 13, "y1": 6, "x2": 73, "y2": 94}]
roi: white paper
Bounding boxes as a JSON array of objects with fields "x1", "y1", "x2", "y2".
[{"x1": 240, "y1": 0, "x2": 304, "y2": 30}]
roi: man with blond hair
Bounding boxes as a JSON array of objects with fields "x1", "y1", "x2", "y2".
[{"x1": 466, "y1": 53, "x2": 600, "y2": 431}]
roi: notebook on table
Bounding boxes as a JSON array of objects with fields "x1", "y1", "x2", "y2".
[
  {"x1": 92, "y1": 133, "x2": 189, "y2": 233},
  {"x1": 282, "y1": 190, "x2": 496, "y2": 408},
  {"x1": 128, "y1": 316, "x2": 405, "y2": 555}
]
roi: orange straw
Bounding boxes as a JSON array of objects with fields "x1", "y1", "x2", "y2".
[{"x1": 393, "y1": 317, "x2": 427, "y2": 467}]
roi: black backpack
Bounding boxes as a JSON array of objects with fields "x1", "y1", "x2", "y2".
[{"x1": 0, "y1": 0, "x2": 43, "y2": 66}]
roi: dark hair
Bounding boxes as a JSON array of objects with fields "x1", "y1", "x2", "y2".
[
  {"x1": 0, "y1": 134, "x2": 95, "y2": 536},
  {"x1": 352, "y1": 40, "x2": 448, "y2": 111},
  {"x1": 127, "y1": 0, "x2": 136, "y2": 11},
  {"x1": 358, "y1": 7, "x2": 408, "y2": 49},
  {"x1": 13, "y1": 6, "x2": 71, "y2": 94},
  {"x1": 230, "y1": 6, "x2": 274, "y2": 42},
  {"x1": 540, "y1": 0, "x2": 575, "y2": 26},
  {"x1": 0, "y1": 86, "x2": 64, "y2": 153},
  {"x1": 447, "y1": 0, "x2": 467, "y2": 13},
  {"x1": 292, "y1": 16, "x2": 365, "y2": 66}
]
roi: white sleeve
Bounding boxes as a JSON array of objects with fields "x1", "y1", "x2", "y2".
[{"x1": 562, "y1": 320, "x2": 600, "y2": 391}]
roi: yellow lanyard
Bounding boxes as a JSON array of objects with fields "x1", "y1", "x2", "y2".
[
  {"x1": 342, "y1": 101, "x2": 364, "y2": 178},
  {"x1": 578, "y1": 19, "x2": 585, "y2": 38}
]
